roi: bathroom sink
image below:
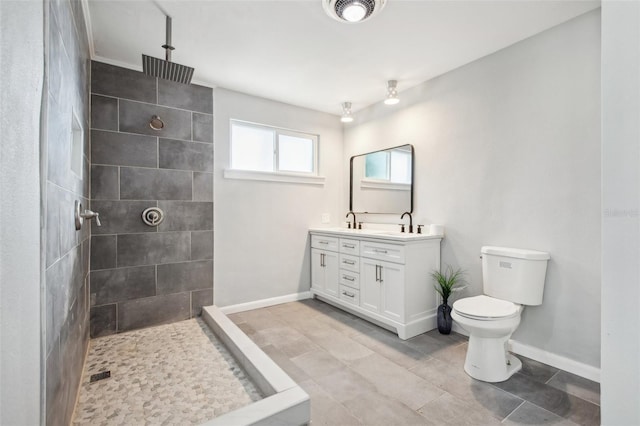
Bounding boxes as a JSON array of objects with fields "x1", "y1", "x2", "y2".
[
  {"x1": 318, "y1": 227, "x2": 388, "y2": 235},
  {"x1": 309, "y1": 227, "x2": 443, "y2": 241},
  {"x1": 372, "y1": 231, "x2": 430, "y2": 238}
]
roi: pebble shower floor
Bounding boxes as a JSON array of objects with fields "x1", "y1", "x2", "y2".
[{"x1": 72, "y1": 318, "x2": 263, "y2": 425}]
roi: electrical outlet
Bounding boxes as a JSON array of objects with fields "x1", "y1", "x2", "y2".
[{"x1": 321, "y1": 213, "x2": 330, "y2": 224}]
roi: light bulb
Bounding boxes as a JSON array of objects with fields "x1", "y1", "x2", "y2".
[
  {"x1": 340, "y1": 101, "x2": 354, "y2": 123},
  {"x1": 342, "y1": 2, "x2": 367, "y2": 22},
  {"x1": 384, "y1": 80, "x2": 399, "y2": 105}
]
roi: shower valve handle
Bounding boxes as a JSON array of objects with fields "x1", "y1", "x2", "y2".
[
  {"x1": 75, "y1": 200, "x2": 101, "y2": 230},
  {"x1": 81, "y1": 210, "x2": 101, "y2": 227}
]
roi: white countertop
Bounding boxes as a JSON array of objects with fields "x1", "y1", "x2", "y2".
[{"x1": 309, "y1": 227, "x2": 443, "y2": 242}]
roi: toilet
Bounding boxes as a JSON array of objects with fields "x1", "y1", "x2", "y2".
[{"x1": 451, "y1": 246, "x2": 550, "y2": 383}]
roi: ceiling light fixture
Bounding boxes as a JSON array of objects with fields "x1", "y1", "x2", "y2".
[
  {"x1": 341, "y1": 102, "x2": 354, "y2": 123},
  {"x1": 384, "y1": 80, "x2": 400, "y2": 105},
  {"x1": 323, "y1": 0, "x2": 387, "y2": 24},
  {"x1": 341, "y1": 1, "x2": 367, "y2": 22}
]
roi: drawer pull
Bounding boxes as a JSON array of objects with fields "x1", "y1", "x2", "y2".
[
  {"x1": 342, "y1": 291, "x2": 355, "y2": 298},
  {"x1": 343, "y1": 275, "x2": 355, "y2": 281},
  {"x1": 342, "y1": 260, "x2": 356, "y2": 265},
  {"x1": 373, "y1": 249, "x2": 388, "y2": 254},
  {"x1": 319, "y1": 241, "x2": 329, "y2": 245},
  {"x1": 343, "y1": 244, "x2": 355, "y2": 249}
]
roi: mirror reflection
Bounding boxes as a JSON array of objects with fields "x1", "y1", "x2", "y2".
[{"x1": 350, "y1": 144, "x2": 413, "y2": 214}]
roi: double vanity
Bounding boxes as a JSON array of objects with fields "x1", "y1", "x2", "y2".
[
  {"x1": 315, "y1": 143, "x2": 442, "y2": 339},
  {"x1": 309, "y1": 227, "x2": 442, "y2": 339}
]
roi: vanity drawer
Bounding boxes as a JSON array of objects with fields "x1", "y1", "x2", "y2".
[
  {"x1": 360, "y1": 241, "x2": 405, "y2": 264},
  {"x1": 311, "y1": 234, "x2": 339, "y2": 251},
  {"x1": 339, "y1": 285, "x2": 360, "y2": 306},
  {"x1": 340, "y1": 270, "x2": 360, "y2": 289},
  {"x1": 339, "y1": 238, "x2": 360, "y2": 255},
  {"x1": 339, "y1": 254, "x2": 360, "y2": 272}
]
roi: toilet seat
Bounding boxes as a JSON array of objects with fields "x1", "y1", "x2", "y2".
[{"x1": 453, "y1": 295, "x2": 521, "y2": 320}]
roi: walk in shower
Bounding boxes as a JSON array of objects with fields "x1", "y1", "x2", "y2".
[{"x1": 70, "y1": 60, "x2": 308, "y2": 424}]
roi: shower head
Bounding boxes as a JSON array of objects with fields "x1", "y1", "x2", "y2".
[
  {"x1": 149, "y1": 115, "x2": 165, "y2": 130},
  {"x1": 142, "y1": 16, "x2": 194, "y2": 85}
]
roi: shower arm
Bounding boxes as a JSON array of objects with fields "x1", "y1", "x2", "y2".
[{"x1": 161, "y1": 16, "x2": 175, "y2": 62}]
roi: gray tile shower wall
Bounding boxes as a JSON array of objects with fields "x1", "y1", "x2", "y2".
[
  {"x1": 44, "y1": 1, "x2": 91, "y2": 425},
  {"x1": 89, "y1": 61, "x2": 214, "y2": 338}
]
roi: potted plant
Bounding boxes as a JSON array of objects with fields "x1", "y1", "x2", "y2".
[{"x1": 431, "y1": 265, "x2": 467, "y2": 334}]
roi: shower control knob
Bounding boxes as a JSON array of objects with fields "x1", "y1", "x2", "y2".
[
  {"x1": 142, "y1": 207, "x2": 165, "y2": 227},
  {"x1": 75, "y1": 200, "x2": 101, "y2": 230}
]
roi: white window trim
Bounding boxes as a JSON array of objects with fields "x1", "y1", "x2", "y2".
[
  {"x1": 228, "y1": 120, "x2": 322, "y2": 183},
  {"x1": 224, "y1": 168, "x2": 326, "y2": 185}
]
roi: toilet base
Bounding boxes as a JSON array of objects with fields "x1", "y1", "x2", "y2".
[{"x1": 463, "y1": 334, "x2": 522, "y2": 382}]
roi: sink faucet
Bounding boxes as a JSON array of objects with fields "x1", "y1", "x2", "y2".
[
  {"x1": 401, "y1": 211, "x2": 413, "y2": 233},
  {"x1": 346, "y1": 211, "x2": 356, "y2": 229}
]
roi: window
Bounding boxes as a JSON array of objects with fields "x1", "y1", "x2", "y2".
[
  {"x1": 364, "y1": 148, "x2": 411, "y2": 184},
  {"x1": 230, "y1": 120, "x2": 318, "y2": 175}
]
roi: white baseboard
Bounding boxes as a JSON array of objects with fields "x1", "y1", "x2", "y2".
[
  {"x1": 451, "y1": 323, "x2": 599, "y2": 382},
  {"x1": 508, "y1": 339, "x2": 600, "y2": 383},
  {"x1": 219, "y1": 292, "x2": 313, "y2": 315}
]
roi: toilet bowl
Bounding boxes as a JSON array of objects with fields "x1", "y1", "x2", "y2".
[
  {"x1": 452, "y1": 295, "x2": 523, "y2": 382},
  {"x1": 452, "y1": 246, "x2": 550, "y2": 383}
]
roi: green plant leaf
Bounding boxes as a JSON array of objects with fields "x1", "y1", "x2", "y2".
[{"x1": 431, "y1": 264, "x2": 467, "y2": 303}]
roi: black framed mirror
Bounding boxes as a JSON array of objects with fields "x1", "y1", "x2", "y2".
[{"x1": 349, "y1": 144, "x2": 414, "y2": 214}]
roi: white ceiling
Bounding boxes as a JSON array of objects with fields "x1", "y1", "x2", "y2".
[{"x1": 85, "y1": 0, "x2": 599, "y2": 115}]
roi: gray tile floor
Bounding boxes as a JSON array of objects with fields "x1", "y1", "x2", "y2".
[{"x1": 229, "y1": 299, "x2": 600, "y2": 426}]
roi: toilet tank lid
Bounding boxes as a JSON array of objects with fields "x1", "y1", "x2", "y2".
[{"x1": 481, "y1": 246, "x2": 550, "y2": 260}]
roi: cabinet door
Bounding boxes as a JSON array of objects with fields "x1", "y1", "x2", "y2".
[
  {"x1": 360, "y1": 259, "x2": 381, "y2": 313},
  {"x1": 323, "y1": 250, "x2": 340, "y2": 297},
  {"x1": 311, "y1": 248, "x2": 325, "y2": 292},
  {"x1": 380, "y1": 261, "x2": 405, "y2": 322}
]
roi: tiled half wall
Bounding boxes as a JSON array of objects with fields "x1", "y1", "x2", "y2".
[{"x1": 90, "y1": 61, "x2": 214, "y2": 337}]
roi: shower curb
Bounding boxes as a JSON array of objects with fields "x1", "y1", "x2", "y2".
[{"x1": 201, "y1": 305, "x2": 310, "y2": 426}]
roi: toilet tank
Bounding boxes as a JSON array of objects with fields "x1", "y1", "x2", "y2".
[{"x1": 481, "y1": 246, "x2": 550, "y2": 306}]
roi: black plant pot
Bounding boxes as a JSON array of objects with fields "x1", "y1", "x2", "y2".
[{"x1": 437, "y1": 303, "x2": 452, "y2": 334}]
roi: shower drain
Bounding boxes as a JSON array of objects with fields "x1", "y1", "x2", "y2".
[{"x1": 89, "y1": 371, "x2": 111, "y2": 383}]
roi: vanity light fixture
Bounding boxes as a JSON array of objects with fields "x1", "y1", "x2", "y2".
[
  {"x1": 340, "y1": 102, "x2": 354, "y2": 123},
  {"x1": 323, "y1": 0, "x2": 387, "y2": 24},
  {"x1": 384, "y1": 80, "x2": 400, "y2": 105}
]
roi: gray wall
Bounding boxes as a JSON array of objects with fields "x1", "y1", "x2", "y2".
[
  {"x1": 343, "y1": 11, "x2": 601, "y2": 368},
  {"x1": 43, "y1": 0, "x2": 92, "y2": 424},
  {"x1": 214, "y1": 88, "x2": 343, "y2": 307},
  {"x1": 601, "y1": 1, "x2": 640, "y2": 423},
  {"x1": 0, "y1": 1, "x2": 43, "y2": 424},
  {"x1": 90, "y1": 62, "x2": 214, "y2": 336}
]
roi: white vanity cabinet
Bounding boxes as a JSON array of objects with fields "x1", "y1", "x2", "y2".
[
  {"x1": 311, "y1": 235, "x2": 340, "y2": 298},
  {"x1": 360, "y1": 257, "x2": 405, "y2": 322},
  {"x1": 309, "y1": 229, "x2": 442, "y2": 340}
]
